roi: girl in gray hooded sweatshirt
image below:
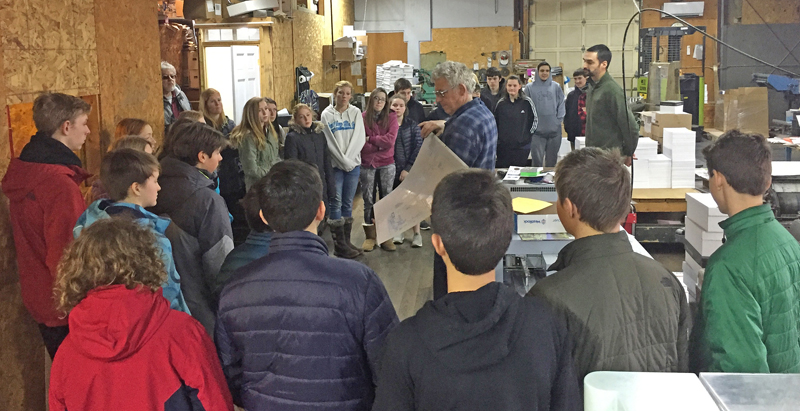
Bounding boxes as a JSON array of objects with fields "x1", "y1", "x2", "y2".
[{"x1": 523, "y1": 62, "x2": 565, "y2": 167}]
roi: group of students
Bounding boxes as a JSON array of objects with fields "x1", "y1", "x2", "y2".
[{"x1": 4, "y1": 52, "x2": 800, "y2": 411}]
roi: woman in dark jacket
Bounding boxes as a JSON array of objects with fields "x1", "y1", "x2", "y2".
[
  {"x1": 284, "y1": 103, "x2": 336, "y2": 234},
  {"x1": 388, "y1": 95, "x2": 424, "y2": 248},
  {"x1": 201, "y1": 88, "x2": 246, "y2": 243},
  {"x1": 494, "y1": 75, "x2": 539, "y2": 168}
]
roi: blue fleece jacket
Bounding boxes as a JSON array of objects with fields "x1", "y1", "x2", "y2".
[
  {"x1": 74, "y1": 200, "x2": 191, "y2": 314},
  {"x1": 523, "y1": 73, "x2": 566, "y2": 138}
]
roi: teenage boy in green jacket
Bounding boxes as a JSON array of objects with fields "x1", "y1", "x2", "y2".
[
  {"x1": 692, "y1": 130, "x2": 800, "y2": 373},
  {"x1": 583, "y1": 44, "x2": 639, "y2": 165}
]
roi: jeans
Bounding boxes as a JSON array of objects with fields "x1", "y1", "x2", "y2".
[
  {"x1": 360, "y1": 164, "x2": 396, "y2": 223},
  {"x1": 531, "y1": 134, "x2": 562, "y2": 167},
  {"x1": 331, "y1": 166, "x2": 360, "y2": 220}
]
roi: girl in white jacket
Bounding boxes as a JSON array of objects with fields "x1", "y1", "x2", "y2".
[{"x1": 321, "y1": 81, "x2": 366, "y2": 258}]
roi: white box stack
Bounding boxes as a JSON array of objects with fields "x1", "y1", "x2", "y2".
[
  {"x1": 663, "y1": 127, "x2": 695, "y2": 188},
  {"x1": 683, "y1": 193, "x2": 726, "y2": 298},
  {"x1": 631, "y1": 138, "x2": 660, "y2": 188},
  {"x1": 575, "y1": 137, "x2": 586, "y2": 150},
  {"x1": 376, "y1": 60, "x2": 415, "y2": 91}
]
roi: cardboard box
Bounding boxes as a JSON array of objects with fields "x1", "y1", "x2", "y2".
[
  {"x1": 654, "y1": 112, "x2": 692, "y2": 129},
  {"x1": 685, "y1": 218, "x2": 724, "y2": 257},
  {"x1": 686, "y1": 193, "x2": 725, "y2": 233},
  {"x1": 715, "y1": 87, "x2": 769, "y2": 136},
  {"x1": 640, "y1": 111, "x2": 657, "y2": 137},
  {"x1": 182, "y1": 69, "x2": 200, "y2": 89},
  {"x1": 182, "y1": 50, "x2": 199, "y2": 70},
  {"x1": 334, "y1": 47, "x2": 359, "y2": 62},
  {"x1": 515, "y1": 204, "x2": 566, "y2": 234}
]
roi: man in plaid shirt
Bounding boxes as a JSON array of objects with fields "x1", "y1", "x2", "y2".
[
  {"x1": 419, "y1": 61, "x2": 498, "y2": 299},
  {"x1": 565, "y1": 69, "x2": 589, "y2": 149}
]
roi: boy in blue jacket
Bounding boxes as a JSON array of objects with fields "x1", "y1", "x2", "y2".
[
  {"x1": 216, "y1": 159, "x2": 398, "y2": 411},
  {"x1": 74, "y1": 148, "x2": 190, "y2": 313}
]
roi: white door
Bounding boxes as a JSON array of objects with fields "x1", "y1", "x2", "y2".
[
  {"x1": 530, "y1": 0, "x2": 639, "y2": 93},
  {"x1": 232, "y1": 45, "x2": 261, "y2": 124},
  {"x1": 205, "y1": 47, "x2": 235, "y2": 122}
]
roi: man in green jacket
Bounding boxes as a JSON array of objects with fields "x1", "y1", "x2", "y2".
[
  {"x1": 692, "y1": 130, "x2": 800, "y2": 373},
  {"x1": 528, "y1": 148, "x2": 690, "y2": 382},
  {"x1": 583, "y1": 44, "x2": 639, "y2": 165}
]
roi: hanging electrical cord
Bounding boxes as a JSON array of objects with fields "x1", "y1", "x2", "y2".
[{"x1": 621, "y1": 7, "x2": 800, "y2": 101}]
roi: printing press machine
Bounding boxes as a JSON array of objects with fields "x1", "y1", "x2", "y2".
[
  {"x1": 498, "y1": 168, "x2": 655, "y2": 296},
  {"x1": 498, "y1": 169, "x2": 572, "y2": 296}
]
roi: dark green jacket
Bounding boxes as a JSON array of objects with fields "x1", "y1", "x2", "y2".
[
  {"x1": 585, "y1": 72, "x2": 639, "y2": 156},
  {"x1": 691, "y1": 205, "x2": 800, "y2": 373},
  {"x1": 528, "y1": 231, "x2": 690, "y2": 381}
]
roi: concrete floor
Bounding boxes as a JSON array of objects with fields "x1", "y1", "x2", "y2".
[{"x1": 333, "y1": 139, "x2": 794, "y2": 321}]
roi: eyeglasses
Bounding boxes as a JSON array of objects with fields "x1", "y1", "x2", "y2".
[
  {"x1": 434, "y1": 87, "x2": 455, "y2": 97},
  {"x1": 373, "y1": 97, "x2": 386, "y2": 102},
  {"x1": 162, "y1": 74, "x2": 176, "y2": 80}
]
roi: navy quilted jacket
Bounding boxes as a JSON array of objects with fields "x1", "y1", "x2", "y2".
[{"x1": 215, "y1": 231, "x2": 399, "y2": 410}]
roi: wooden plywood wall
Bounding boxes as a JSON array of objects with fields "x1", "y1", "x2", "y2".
[
  {"x1": 365, "y1": 32, "x2": 408, "y2": 91},
  {"x1": 270, "y1": 20, "x2": 297, "y2": 110},
  {"x1": 95, "y1": 0, "x2": 164, "y2": 145},
  {"x1": 742, "y1": 0, "x2": 800, "y2": 24},
  {"x1": 1, "y1": 0, "x2": 100, "y2": 105},
  {"x1": 420, "y1": 27, "x2": 519, "y2": 70},
  {"x1": 267, "y1": 0, "x2": 355, "y2": 110}
]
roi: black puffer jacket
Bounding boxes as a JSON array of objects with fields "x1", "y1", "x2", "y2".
[{"x1": 284, "y1": 121, "x2": 336, "y2": 204}]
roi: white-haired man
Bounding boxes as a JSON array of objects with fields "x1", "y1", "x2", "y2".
[
  {"x1": 162, "y1": 61, "x2": 191, "y2": 131},
  {"x1": 418, "y1": 61, "x2": 498, "y2": 299}
]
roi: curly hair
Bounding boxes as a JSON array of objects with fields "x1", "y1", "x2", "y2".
[{"x1": 55, "y1": 218, "x2": 167, "y2": 314}]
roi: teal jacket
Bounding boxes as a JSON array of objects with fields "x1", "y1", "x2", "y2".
[
  {"x1": 585, "y1": 72, "x2": 639, "y2": 156},
  {"x1": 692, "y1": 205, "x2": 800, "y2": 373},
  {"x1": 74, "y1": 200, "x2": 191, "y2": 314}
]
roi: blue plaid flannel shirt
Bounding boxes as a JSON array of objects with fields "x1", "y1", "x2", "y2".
[{"x1": 441, "y1": 98, "x2": 497, "y2": 170}]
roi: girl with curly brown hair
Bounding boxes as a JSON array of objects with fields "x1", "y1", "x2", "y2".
[{"x1": 50, "y1": 218, "x2": 233, "y2": 411}]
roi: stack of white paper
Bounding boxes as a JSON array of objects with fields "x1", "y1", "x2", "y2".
[
  {"x1": 376, "y1": 61, "x2": 415, "y2": 90},
  {"x1": 663, "y1": 128, "x2": 695, "y2": 188},
  {"x1": 575, "y1": 137, "x2": 586, "y2": 150},
  {"x1": 631, "y1": 158, "x2": 651, "y2": 188},
  {"x1": 649, "y1": 154, "x2": 672, "y2": 188},
  {"x1": 634, "y1": 138, "x2": 659, "y2": 160},
  {"x1": 682, "y1": 192, "x2": 724, "y2": 298}
]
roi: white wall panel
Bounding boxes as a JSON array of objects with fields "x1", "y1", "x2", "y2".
[{"x1": 530, "y1": 0, "x2": 639, "y2": 90}]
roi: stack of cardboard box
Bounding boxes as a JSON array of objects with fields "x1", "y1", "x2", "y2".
[
  {"x1": 714, "y1": 87, "x2": 769, "y2": 136},
  {"x1": 181, "y1": 49, "x2": 200, "y2": 89},
  {"x1": 683, "y1": 193, "x2": 726, "y2": 301}
]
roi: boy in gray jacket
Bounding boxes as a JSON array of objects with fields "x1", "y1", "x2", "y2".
[{"x1": 524, "y1": 62, "x2": 565, "y2": 167}]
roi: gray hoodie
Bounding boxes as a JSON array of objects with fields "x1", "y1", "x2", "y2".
[{"x1": 523, "y1": 73, "x2": 566, "y2": 138}]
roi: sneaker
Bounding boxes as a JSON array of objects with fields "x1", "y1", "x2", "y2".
[
  {"x1": 393, "y1": 234, "x2": 404, "y2": 244},
  {"x1": 420, "y1": 220, "x2": 431, "y2": 230},
  {"x1": 412, "y1": 233, "x2": 423, "y2": 248}
]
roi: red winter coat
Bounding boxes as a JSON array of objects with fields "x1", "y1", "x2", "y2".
[
  {"x1": 49, "y1": 285, "x2": 233, "y2": 411},
  {"x1": 1, "y1": 157, "x2": 89, "y2": 326},
  {"x1": 361, "y1": 111, "x2": 398, "y2": 168}
]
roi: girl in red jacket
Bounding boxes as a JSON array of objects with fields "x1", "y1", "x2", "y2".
[
  {"x1": 360, "y1": 87, "x2": 399, "y2": 252},
  {"x1": 49, "y1": 218, "x2": 233, "y2": 411}
]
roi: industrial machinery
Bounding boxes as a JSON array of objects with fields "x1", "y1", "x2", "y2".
[
  {"x1": 766, "y1": 176, "x2": 800, "y2": 227},
  {"x1": 753, "y1": 73, "x2": 800, "y2": 111},
  {"x1": 415, "y1": 69, "x2": 437, "y2": 104}
]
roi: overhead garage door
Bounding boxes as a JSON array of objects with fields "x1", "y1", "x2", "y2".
[{"x1": 530, "y1": 0, "x2": 639, "y2": 94}]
